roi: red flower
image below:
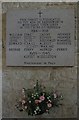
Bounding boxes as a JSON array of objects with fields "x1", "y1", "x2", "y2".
[
  {"x1": 46, "y1": 109, "x2": 49, "y2": 112},
  {"x1": 40, "y1": 96, "x2": 45, "y2": 101},
  {"x1": 35, "y1": 100, "x2": 39, "y2": 104},
  {"x1": 47, "y1": 103, "x2": 52, "y2": 108},
  {"x1": 39, "y1": 100, "x2": 42, "y2": 103}
]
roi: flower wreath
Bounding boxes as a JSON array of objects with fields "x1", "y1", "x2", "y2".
[{"x1": 15, "y1": 80, "x2": 63, "y2": 116}]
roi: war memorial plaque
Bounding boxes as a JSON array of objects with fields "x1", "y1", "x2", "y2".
[{"x1": 6, "y1": 9, "x2": 75, "y2": 66}]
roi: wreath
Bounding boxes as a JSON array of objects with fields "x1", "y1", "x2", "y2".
[{"x1": 15, "y1": 80, "x2": 63, "y2": 116}]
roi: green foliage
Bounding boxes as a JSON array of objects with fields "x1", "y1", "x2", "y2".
[{"x1": 15, "y1": 80, "x2": 63, "y2": 116}]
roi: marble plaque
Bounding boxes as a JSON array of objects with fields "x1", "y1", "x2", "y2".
[{"x1": 6, "y1": 9, "x2": 75, "y2": 66}]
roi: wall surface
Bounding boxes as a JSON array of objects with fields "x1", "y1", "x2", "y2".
[{"x1": 2, "y1": 2, "x2": 77, "y2": 118}]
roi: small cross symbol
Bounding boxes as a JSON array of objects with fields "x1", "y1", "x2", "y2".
[{"x1": 38, "y1": 11, "x2": 42, "y2": 18}]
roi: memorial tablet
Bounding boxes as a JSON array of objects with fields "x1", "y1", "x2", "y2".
[{"x1": 6, "y1": 9, "x2": 75, "y2": 66}]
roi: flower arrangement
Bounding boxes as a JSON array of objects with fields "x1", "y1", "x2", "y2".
[{"x1": 15, "y1": 80, "x2": 63, "y2": 116}]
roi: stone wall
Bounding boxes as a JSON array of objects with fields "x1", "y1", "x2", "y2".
[{"x1": 2, "y1": 2, "x2": 77, "y2": 118}]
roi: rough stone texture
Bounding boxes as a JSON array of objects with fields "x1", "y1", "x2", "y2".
[
  {"x1": 0, "y1": 2, "x2": 2, "y2": 119},
  {"x1": 2, "y1": 2, "x2": 77, "y2": 118}
]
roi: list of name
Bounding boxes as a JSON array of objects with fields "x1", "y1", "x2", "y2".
[{"x1": 6, "y1": 9, "x2": 74, "y2": 66}]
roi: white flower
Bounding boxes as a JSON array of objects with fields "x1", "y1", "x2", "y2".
[
  {"x1": 36, "y1": 106, "x2": 40, "y2": 110},
  {"x1": 54, "y1": 93, "x2": 57, "y2": 98},
  {"x1": 48, "y1": 100, "x2": 52, "y2": 102},
  {"x1": 29, "y1": 101, "x2": 31, "y2": 103},
  {"x1": 22, "y1": 100, "x2": 26, "y2": 105},
  {"x1": 34, "y1": 110, "x2": 37, "y2": 115},
  {"x1": 60, "y1": 95, "x2": 63, "y2": 99},
  {"x1": 22, "y1": 88, "x2": 25, "y2": 93},
  {"x1": 25, "y1": 106, "x2": 27, "y2": 109},
  {"x1": 34, "y1": 84, "x2": 36, "y2": 87}
]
